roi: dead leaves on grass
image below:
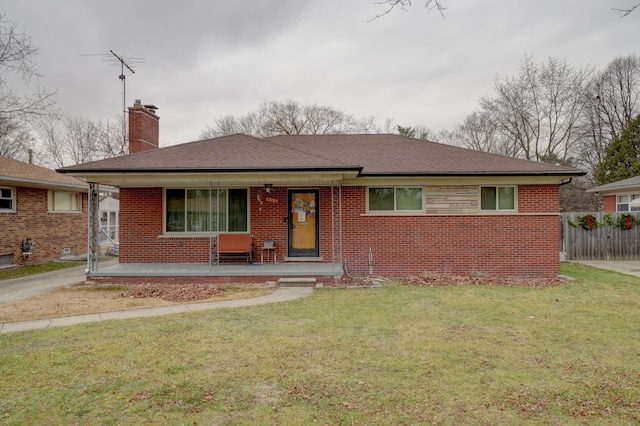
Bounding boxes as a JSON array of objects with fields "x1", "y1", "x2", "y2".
[
  {"x1": 402, "y1": 272, "x2": 564, "y2": 288},
  {"x1": 121, "y1": 284, "x2": 225, "y2": 302}
]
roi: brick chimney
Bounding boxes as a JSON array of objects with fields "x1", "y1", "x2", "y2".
[{"x1": 128, "y1": 99, "x2": 159, "y2": 154}]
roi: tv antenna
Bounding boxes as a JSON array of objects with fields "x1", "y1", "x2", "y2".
[{"x1": 82, "y1": 51, "x2": 145, "y2": 150}]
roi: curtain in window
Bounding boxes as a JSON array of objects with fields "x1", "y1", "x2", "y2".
[
  {"x1": 369, "y1": 188, "x2": 394, "y2": 211},
  {"x1": 481, "y1": 187, "x2": 497, "y2": 210},
  {"x1": 187, "y1": 190, "x2": 210, "y2": 231},
  {"x1": 396, "y1": 187, "x2": 422, "y2": 210},
  {"x1": 165, "y1": 188, "x2": 248, "y2": 232},
  {"x1": 498, "y1": 187, "x2": 515, "y2": 210},
  {"x1": 210, "y1": 189, "x2": 227, "y2": 232}
]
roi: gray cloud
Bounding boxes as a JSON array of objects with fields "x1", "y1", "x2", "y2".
[{"x1": 3, "y1": 0, "x2": 638, "y2": 146}]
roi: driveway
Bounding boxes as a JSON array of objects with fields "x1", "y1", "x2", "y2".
[
  {"x1": 0, "y1": 260, "x2": 117, "y2": 305},
  {"x1": 568, "y1": 260, "x2": 640, "y2": 278}
]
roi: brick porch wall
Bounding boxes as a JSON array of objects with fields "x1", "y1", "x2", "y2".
[
  {"x1": 118, "y1": 184, "x2": 560, "y2": 277},
  {"x1": 0, "y1": 187, "x2": 87, "y2": 265}
]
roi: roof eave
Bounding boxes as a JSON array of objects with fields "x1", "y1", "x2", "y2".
[
  {"x1": 361, "y1": 170, "x2": 586, "y2": 178},
  {"x1": 0, "y1": 176, "x2": 88, "y2": 192}
]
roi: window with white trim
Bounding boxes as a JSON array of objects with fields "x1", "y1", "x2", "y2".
[
  {"x1": 48, "y1": 191, "x2": 82, "y2": 212},
  {"x1": 616, "y1": 194, "x2": 640, "y2": 212},
  {"x1": 165, "y1": 188, "x2": 248, "y2": 233},
  {"x1": 0, "y1": 187, "x2": 15, "y2": 212},
  {"x1": 368, "y1": 187, "x2": 423, "y2": 212},
  {"x1": 480, "y1": 186, "x2": 516, "y2": 211}
]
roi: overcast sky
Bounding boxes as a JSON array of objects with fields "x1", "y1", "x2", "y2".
[{"x1": 3, "y1": 0, "x2": 639, "y2": 147}]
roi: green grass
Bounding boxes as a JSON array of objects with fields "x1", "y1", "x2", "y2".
[
  {"x1": 0, "y1": 260, "x2": 85, "y2": 281},
  {"x1": 1, "y1": 263, "x2": 640, "y2": 424}
]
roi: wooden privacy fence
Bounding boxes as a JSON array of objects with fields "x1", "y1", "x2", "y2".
[{"x1": 561, "y1": 212, "x2": 640, "y2": 260}]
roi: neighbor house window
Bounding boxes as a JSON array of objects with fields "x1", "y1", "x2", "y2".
[
  {"x1": 48, "y1": 191, "x2": 82, "y2": 212},
  {"x1": 480, "y1": 186, "x2": 516, "y2": 211},
  {"x1": 0, "y1": 187, "x2": 15, "y2": 212},
  {"x1": 368, "y1": 187, "x2": 423, "y2": 212},
  {"x1": 165, "y1": 188, "x2": 248, "y2": 233},
  {"x1": 616, "y1": 194, "x2": 640, "y2": 212}
]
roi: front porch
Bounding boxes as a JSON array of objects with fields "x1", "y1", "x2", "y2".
[{"x1": 87, "y1": 261, "x2": 344, "y2": 285}]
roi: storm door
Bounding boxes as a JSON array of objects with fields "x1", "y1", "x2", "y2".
[{"x1": 288, "y1": 190, "x2": 319, "y2": 257}]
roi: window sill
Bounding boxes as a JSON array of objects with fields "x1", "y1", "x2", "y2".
[
  {"x1": 361, "y1": 212, "x2": 427, "y2": 217},
  {"x1": 48, "y1": 210, "x2": 82, "y2": 214}
]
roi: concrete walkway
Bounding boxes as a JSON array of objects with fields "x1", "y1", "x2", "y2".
[
  {"x1": 568, "y1": 260, "x2": 640, "y2": 278},
  {"x1": 0, "y1": 286, "x2": 313, "y2": 334}
]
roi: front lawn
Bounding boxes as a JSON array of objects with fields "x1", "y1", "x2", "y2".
[
  {"x1": 0, "y1": 260, "x2": 84, "y2": 281},
  {"x1": 1, "y1": 263, "x2": 639, "y2": 424}
]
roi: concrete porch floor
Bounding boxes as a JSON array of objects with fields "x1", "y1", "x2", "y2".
[{"x1": 87, "y1": 261, "x2": 344, "y2": 278}]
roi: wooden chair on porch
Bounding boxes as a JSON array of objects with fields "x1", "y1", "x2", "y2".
[{"x1": 211, "y1": 234, "x2": 254, "y2": 265}]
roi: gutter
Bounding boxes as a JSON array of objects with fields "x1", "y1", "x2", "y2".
[{"x1": 0, "y1": 176, "x2": 88, "y2": 192}]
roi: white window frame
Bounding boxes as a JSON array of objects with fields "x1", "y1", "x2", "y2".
[
  {"x1": 48, "y1": 190, "x2": 82, "y2": 212},
  {"x1": 479, "y1": 186, "x2": 517, "y2": 212},
  {"x1": 163, "y1": 187, "x2": 250, "y2": 235},
  {"x1": 367, "y1": 186, "x2": 424, "y2": 213},
  {"x1": 0, "y1": 187, "x2": 16, "y2": 212},
  {"x1": 616, "y1": 194, "x2": 640, "y2": 212}
]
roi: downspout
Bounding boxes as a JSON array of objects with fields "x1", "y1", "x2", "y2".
[
  {"x1": 559, "y1": 178, "x2": 573, "y2": 186},
  {"x1": 339, "y1": 182, "x2": 343, "y2": 272},
  {"x1": 209, "y1": 181, "x2": 212, "y2": 269}
]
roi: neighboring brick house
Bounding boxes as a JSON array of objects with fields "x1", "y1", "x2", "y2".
[
  {"x1": 0, "y1": 157, "x2": 88, "y2": 267},
  {"x1": 587, "y1": 176, "x2": 640, "y2": 212},
  {"x1": 60, "y1": 101, "x2": 584, "y2": 280}
]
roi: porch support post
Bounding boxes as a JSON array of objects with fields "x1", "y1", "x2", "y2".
[
  {"x1": 87, "y1": 182, "x2": 99, "y2": 273},
  {"x1": 216, "y1": 182, "x2": 220, "y2": 269},
  {"x1": 331, "y1": 182, "x2": 335, "y2": 265}
]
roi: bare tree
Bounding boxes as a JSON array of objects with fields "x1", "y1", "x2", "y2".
[
  {"x1": 479, "y1": 56, "x2": 592, "y2": 165},
  {"x1": 36, "y1": 115, "x2": 125, "y2": 167},
  {"x1": 396, "y1": 124, "x2": 437, "y2": 140},
  {"x1": 201, "y1": 100, "x2": 381, "y2": 138},
  {"x1": 578, "y1": 55, "x2": 640, "y2": 176},
  {"x1": 372, "y1": 1, "x2": 637, "y2": 18},
  {"x1": 0, "y1": 117, "x2": 34, "y2": 160},
  {"x1": 447, "y1": 110, "x2": 519, "y2": 156},
  {"x1": 370, "y1": 0, "x2": 446, "y2": 21},
  {"x1": 613, "y1": 2, "x2": 640, "y2": 16},
  {"x1": 0, "y1": 13, "x2": 57, "y2": 159}
]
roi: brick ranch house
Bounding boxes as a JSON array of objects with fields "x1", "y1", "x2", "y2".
[
  {"x1": 1, "y1": 157, "x2": 88, "y2": 267},
  {"x1": 60, "y1": 101, "x2": 584, "y2": 283},
  {"x1": 587, "y1": 175, "x2": 640, "y2": 212}
]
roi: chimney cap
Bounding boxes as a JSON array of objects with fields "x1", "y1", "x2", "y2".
[{"x1": 143, "y1": 104, "x2": 158, "y2": 111}]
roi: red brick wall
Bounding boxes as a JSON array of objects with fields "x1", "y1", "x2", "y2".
[
  {"x1": 337, "y1": 184, "x2": 559, "y2": 277},
  {"x1": 128, "y1": 102, "x2": 159, "y2": 154},
  {"x1": 119, "y1": 184, "x2": 561, "y2": 277},
  {"x1": 119, "y1": 188, "x2": 211, "y2": 263},
  {"x1": 603, "y1": 195, "x2": 616, "y2": 212},
  {"x1": 0, "y1": 187, "x2": 87, "y2": 265}
]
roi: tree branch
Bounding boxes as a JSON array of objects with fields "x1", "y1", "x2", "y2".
[{"x1": 613, "y1": 2, "x2": 639, "y2": 16}]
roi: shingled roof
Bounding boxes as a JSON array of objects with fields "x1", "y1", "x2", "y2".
[
  {"x1": 59, "y1": 133, "x2": 583, "y2": 177},
  {"x1": 1, "y1": 157, "x2": 87, "y2": 191}
]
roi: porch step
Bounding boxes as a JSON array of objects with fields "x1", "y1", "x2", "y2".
[{"x1": 278, "y1": 277, "x2": 317, "y2": 288}]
